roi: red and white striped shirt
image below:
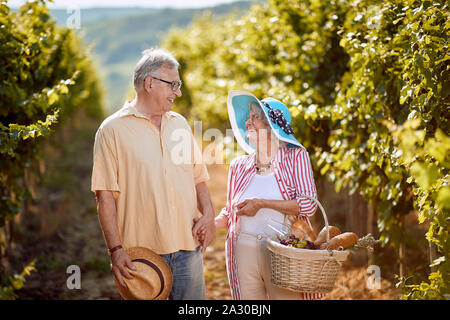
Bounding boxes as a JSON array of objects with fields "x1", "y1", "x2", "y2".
[{"x1": 217, "y1": 146, "x2": 325, "y2": 300}]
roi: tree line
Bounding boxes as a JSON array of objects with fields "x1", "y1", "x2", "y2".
[{"x1": 0, "y1": 0, "x2": 104, "y2": 298}]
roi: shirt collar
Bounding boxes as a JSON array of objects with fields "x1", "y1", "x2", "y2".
[
  {"x1": 244, "y1": 148, "x2": 283, "y2": 171},
  {"x1": 118, "y1": 100, "x2": 176, "y2": 120},
  {"x1": 244, "y1": 152, "x2": 257, "y2": 171}
]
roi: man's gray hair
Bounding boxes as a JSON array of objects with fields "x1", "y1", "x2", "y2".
[{"x1": 133, "y1": 47, "x2": 179, "y2": 89}]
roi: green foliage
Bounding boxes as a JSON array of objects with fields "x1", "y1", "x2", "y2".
[
  {"x1": 332, "y1": 0, "x2": 449, "y2": 299},
  {"x1": 320, "y1": 0, "x2": 449, "y2": 253},
  {"x1": 391, "y1": 119, "x2": 449, "y2": 299},
  {"x1": 164, "y1": 0, "x2": 449, "y2": 299},
  {"x1": 164, "y1": 0, "x2": 349, "y2": 145},
  {"x1": 0, "y1": 0, "x2": 104, "y2": 226},
  {"x1": 0, "y1": 259, "x2": 36, "y2": 300},
  {"x1": 0, "y1": 0, "x2": 104, "y2": 295}
]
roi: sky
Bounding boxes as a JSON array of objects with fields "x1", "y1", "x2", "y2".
[{"x1": 8, "y1": 0, "x2": 246, "y2": 9}]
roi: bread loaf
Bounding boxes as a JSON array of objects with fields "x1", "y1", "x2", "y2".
[
  {"x1": 319, "y1": 232, "x2": 358, "y2": 250},
  {"x1": 314, "y1": 226, "x2": 341, "y2": 246},
  {"x1": 291, "y1": 219, "x2": 317, "y2": 241}
]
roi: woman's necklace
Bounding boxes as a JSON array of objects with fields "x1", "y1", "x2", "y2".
[
  {"x1": 255, "y1": 163, "x2": 271, "y2": 174},
  {"x1": 255, "y1": 156, "x2": 274, "y2": 174},
  {"x1": 255, "y1": 140, "x2": 278, "y2": 174}
]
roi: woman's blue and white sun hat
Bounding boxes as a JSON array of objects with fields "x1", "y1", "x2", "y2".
[{"x1": 227, "y1": 90, "x2": 304, "y2": 154}]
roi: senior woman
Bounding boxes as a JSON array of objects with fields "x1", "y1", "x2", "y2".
[{"x1": 213, "y1": 91, "x2": 324, "y2": 300}]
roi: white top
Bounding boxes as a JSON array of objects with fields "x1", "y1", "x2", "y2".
[{"x1": 237, "y1": 173, "x2": 287, "y2": 237}]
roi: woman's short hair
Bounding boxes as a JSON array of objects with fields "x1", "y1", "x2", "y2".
[
  {"x1": 133, "y1": 47, "x2": 179, "y2": 90},
  {"x1": 249, "y1": 101, "x2": 269, "y2": 125},
  {"x1": 248, "y1": 101, "x2": 287, "y2": 148}
]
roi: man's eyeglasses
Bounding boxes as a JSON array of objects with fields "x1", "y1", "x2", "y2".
[{"x1": 151, "y1": 76, "x2": 182, "y2": 91}]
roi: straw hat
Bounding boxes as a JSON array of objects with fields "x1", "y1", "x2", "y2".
[
  {"x1": 113, "y1": 247, "x2": 172, "y2": 300},
  {"x1": 227, "y1": 90, "x2": 304, "y2": 154}
]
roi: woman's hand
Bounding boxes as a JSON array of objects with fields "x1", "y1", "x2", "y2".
[
  {"x1": 235, "y1": 198, "x2": 262, "y2": 217},
  {"x1": 214, "y1": 215, "x2": 228, "y2": 230}
]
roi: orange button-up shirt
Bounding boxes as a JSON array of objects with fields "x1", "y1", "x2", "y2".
[{"x1": 91, "y1": 101, "x2": 209, "y2": 254}]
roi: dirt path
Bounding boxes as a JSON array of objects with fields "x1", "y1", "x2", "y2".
[{"x1": 15, "y1": 205, "x2": 120, "y2": 299}]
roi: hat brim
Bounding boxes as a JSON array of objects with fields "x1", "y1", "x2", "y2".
[
  {"x1": 227, "y1": 90, "x2": 304, "y2": 154},
  {"x1": 114, "y1": 247, "x2": 173, "y2": 300}
]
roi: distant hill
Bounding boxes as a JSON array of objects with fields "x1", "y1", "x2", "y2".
[
  {"x1": 49, "y1": 1, "x2": 253, "y2": 113},
  {"x1": 49, "y1": 7, "x2": 158, "y2": 25}
]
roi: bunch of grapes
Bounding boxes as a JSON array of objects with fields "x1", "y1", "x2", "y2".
[{"x1": 279, "y1": 234, "x2": 319, "y2": 250}]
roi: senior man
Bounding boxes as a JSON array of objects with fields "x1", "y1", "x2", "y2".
[{"x1": 91, "y1": 47, "x2": 215, "y2": 300}]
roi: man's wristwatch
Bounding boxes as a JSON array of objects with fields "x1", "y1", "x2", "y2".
[{"x1": 108, "y1": 245, "x2": 123, "y2": 256}]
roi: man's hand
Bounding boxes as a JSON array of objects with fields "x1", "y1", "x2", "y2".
[
  {"x1": 192, "y1": 215, "x2": 216, "y2": 254},
  {"x1": 194, "y1": 182, "x2": 216, "y2": 254},
  {"x1": 96, "y1": 190, "x2": 136, "y2": 287},
  {"x1": 110, "y1": 248, "x2": 137, "y2": 288}
]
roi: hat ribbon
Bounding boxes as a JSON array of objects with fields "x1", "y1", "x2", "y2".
[
  {"x1": 132, "y1": 258, "x2": 165, "y2": 298},
  {"x1": 260, "y1": 101, "x2": 295, "y2": 135}
]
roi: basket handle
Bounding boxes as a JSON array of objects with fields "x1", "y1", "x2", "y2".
[{"x1": 297, "y1": 194, "x2": 330, "y2": 246}]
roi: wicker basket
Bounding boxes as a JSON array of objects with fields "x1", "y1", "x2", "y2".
[{"x1": 266, "y1": 195, "x2": 350, "y2": 293}]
